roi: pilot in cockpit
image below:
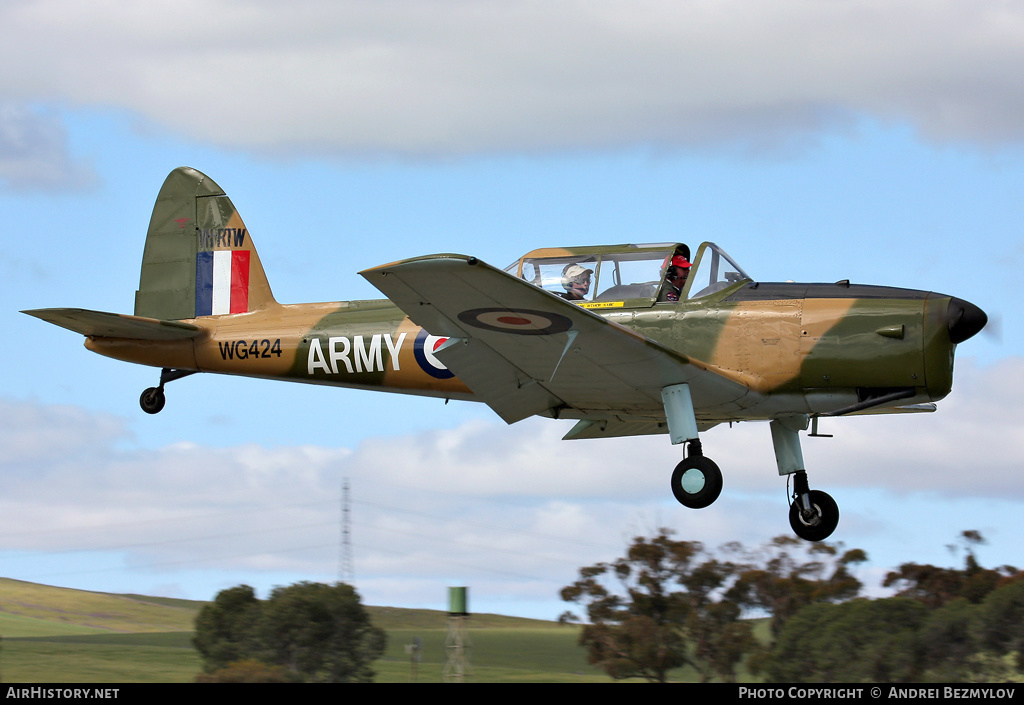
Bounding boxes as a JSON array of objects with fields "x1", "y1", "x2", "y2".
[
  {"x1": 560, "y1": 264, "x2": 593, "y2": 300},
  {"x1": 659, "y1": 253, "x2": 692, "y2": 302}
]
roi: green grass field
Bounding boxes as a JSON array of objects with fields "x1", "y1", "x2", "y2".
[{"x1": 0, "y1": 578, "x2": 759, "y2": 683}]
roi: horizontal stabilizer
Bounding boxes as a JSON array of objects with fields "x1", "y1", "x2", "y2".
[{"x1": 22, "y1": 308, "x2": 202, "y2": 341}]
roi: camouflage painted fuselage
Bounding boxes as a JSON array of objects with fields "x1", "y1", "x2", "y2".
[{"x1": 86, "y1": 276, "x2": 966, "y2": 428}]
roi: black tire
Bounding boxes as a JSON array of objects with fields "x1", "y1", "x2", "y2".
[
  {"x1": 140, "y1": 387, "x2": 165, "y2": 414},
  {"x1": 670, "y1": 456, "x2": 723, "y2": 509},
  {"x1": 789, "y1": 490, "x2": 839, "y2": 542}
]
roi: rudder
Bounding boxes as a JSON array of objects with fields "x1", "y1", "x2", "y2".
[{"x1": 134, "y1": 167, "x2": 277, "y2": 320}]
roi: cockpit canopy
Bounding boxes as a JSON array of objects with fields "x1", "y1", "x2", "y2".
[{"x1": 504, "y1": 242, "x2": 751, "y2": 305}]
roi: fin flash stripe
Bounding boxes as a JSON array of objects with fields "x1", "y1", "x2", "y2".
[{"x1": 196, "y1": 250, "x2": 250, "y2": 316}]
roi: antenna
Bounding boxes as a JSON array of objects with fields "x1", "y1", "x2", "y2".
[{"x1": 339, "y1": 478, "x2": 354, "y2": 583}]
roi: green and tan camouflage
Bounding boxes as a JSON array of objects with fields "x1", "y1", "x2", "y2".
[{"x1": 23, "y1": 167, "x2": 987, "y2": 542}]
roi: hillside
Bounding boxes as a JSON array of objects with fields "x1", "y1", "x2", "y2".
[
  {"x1": 0, "y1": 577, "x2": 555, "y2": 637},
  {"x1": 0, "y1": 578, "x2": 598, "y2": 683},
  {"x1": 0, "y1": 578, "x2": 202, "y2": 636}
]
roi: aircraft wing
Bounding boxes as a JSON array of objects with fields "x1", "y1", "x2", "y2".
[
  {"x1": 21, "y1": 308, "x2": 202, "y2": 341},
  {"x1": 360, "y1": 255, "x2": 752, "y2": 428}
]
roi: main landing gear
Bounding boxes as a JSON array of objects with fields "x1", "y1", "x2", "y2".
[
  {"x1": 661, "y1": 384, "x2": 839, "y2": 542},
  {"x1": 139, "y1": 368, "x2": 196, "y2": 414},
  {"x1": 771, "y1": 415, "x2": 839, "y2": 541},
  {"x1": 670, "y1": 439, "x2": 722, "y2": 509},
  {"x1": 788, "y1": 471, "x2": 839, "y2": 542},
  {"x1": 663, "y1": 384, "x2": 726, "y2": 510}
]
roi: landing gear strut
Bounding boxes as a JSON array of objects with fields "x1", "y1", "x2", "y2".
[
  {"x1": 139, "y1": 386, "x2": 165, "y2": 414},
  {"x1": 772, "y1": 416, "x2": 840, "y2": 542},
  {"x1": 663, "y1": 384, "x2": 724, "y2": 510},
  {"x1": 139, "y1": 368, "x2": 196, "y2": 414},
  {"x1": 788, "y1": 471, "x2": 839, "y2": 542}
]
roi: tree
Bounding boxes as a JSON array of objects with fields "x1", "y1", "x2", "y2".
[
  {"x1": 560, "y1": 529, "x2": 755, "y2": 682},
  {"x1": 728, "y1": 535, "x2": 867, "y2": 640},
  {"x1": 260, "y1": 581, "x2": 387, "y2": 683},
  {"x1": 678, "y1": 552, "x2": 757, "y2": 682},
  {"x1": 915, "y1": 597, "x2": 981, "y2": 681},
  {"x1": 193, "y1": 581, "x2": 386, "y2": 683},
  {"x1": 765, "y1": 598, "x2": 928, "y2": 682},
  {"x1": 560, "y1": 531, "x2": 874, "y2": 682},
  {"x1": 974, "y1": 577, "x2": 1024, "y2": 671},
  {"x1": 689, "y1": 599, "x2": 759, "y2": 683},
  {"x1": 765, "y1": 579, "x2": 1024, "y2": 683},
  {"x1": 883, "y1": 530, "x2": 1018, "y2": 609},
  {"x1": 560, "y1": 531, "x2": 694, "y2": 682},
  {"x1": 762, "y1": 532, "x2": 1024, "y2": 683},
  {"x1": 193, "y1": 584, "x2": 263, "y2": 672}
]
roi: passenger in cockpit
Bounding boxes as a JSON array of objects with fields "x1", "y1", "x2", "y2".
[
  {"x1": 659, "y1": 253, "x2": 692, "y2": 302},
  {"x1": 560, "y1": 264, "x2": 593, "y2": 301}
]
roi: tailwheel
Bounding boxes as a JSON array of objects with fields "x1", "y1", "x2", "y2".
[
  {"x1": 670, "y1": 455, "x2": 723, "y2": 509},
  {"x1": 138, "y1": 368, "x2": 197, "y2": 415},
  {"x1": 789, "y1": 489, "x2": 839, "y2": 542},
  {"x1": 139, "y1": 386, "x2": 166, "y2": 415}
]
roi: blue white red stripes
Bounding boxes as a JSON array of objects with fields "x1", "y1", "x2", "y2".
[{"x1": 195, "y1": 250, "x2": 250, "y2": 316}]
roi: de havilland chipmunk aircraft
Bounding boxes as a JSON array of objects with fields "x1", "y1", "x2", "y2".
[{"x1": 24, "y1": 167, "x2": 988, "y2": 541}]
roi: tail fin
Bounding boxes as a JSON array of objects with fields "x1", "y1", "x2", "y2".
[{"x1": 134, "y1": 167, "x2": 277, "y2": 320}]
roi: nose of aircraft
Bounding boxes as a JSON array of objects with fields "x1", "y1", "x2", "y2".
[{"x1": 947, "y1": 297, "x2": 988, "y2": 344}]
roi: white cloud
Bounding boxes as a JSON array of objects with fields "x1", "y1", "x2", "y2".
[
  {"x1": 4, "y1": 1, "x2": 1024, "y2": 156},
  {"x1": 337, "y1": 357, "x2": 1024, "y2": 503},
  {"x1": 0, "y1": 356, "x2": 1019, "y2": 610},
  {"x1": 799, "y1": 357, "x2": 1024, "y2": 497},
  {"x1": 0, "y1": 105, "x2": 97, "y2": 191}
]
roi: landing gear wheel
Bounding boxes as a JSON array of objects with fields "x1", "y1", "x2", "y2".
[
  {"x1": 789, "y1": 490, "x2": 839, "y2": 542},
  {"x1": 139, "y1": 387, "x2": 166, "y2": 415},
  {"x1": 671, "y1": 456, "x2": 723, "y2": 509}
]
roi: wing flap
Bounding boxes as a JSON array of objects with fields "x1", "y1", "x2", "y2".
[
  {"x1": 850, "y1": 403, "x2": 937, "y2": 416},
  {"x1": 22, "y1": 308, "x2": 202, "y2": 341},
  {"x1": 439, "y1": 337, "x2": 565, "y2": 423},
  {"x1": 563, "y1": 417, "x2": 721, "y2": 440}
]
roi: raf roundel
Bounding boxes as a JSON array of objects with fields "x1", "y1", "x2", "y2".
[
  {"x1": 413, "y1": 329, "x2": 455, "y2": 379},
  {"x1": 457, "y1": 308, "x2": 573, "y2": 336}
]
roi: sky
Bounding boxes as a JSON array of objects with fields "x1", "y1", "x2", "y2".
[{"x1": 1, "y1": 0, "x2": 1022, "y2": 621}]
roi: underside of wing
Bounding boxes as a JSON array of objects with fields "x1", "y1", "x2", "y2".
[
  {"x1": 22, "y1": 308, "x2": 202, "y2": 341},
  {"x1": 360, "y1": 255, "x2": 752, "y2": 426}
]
